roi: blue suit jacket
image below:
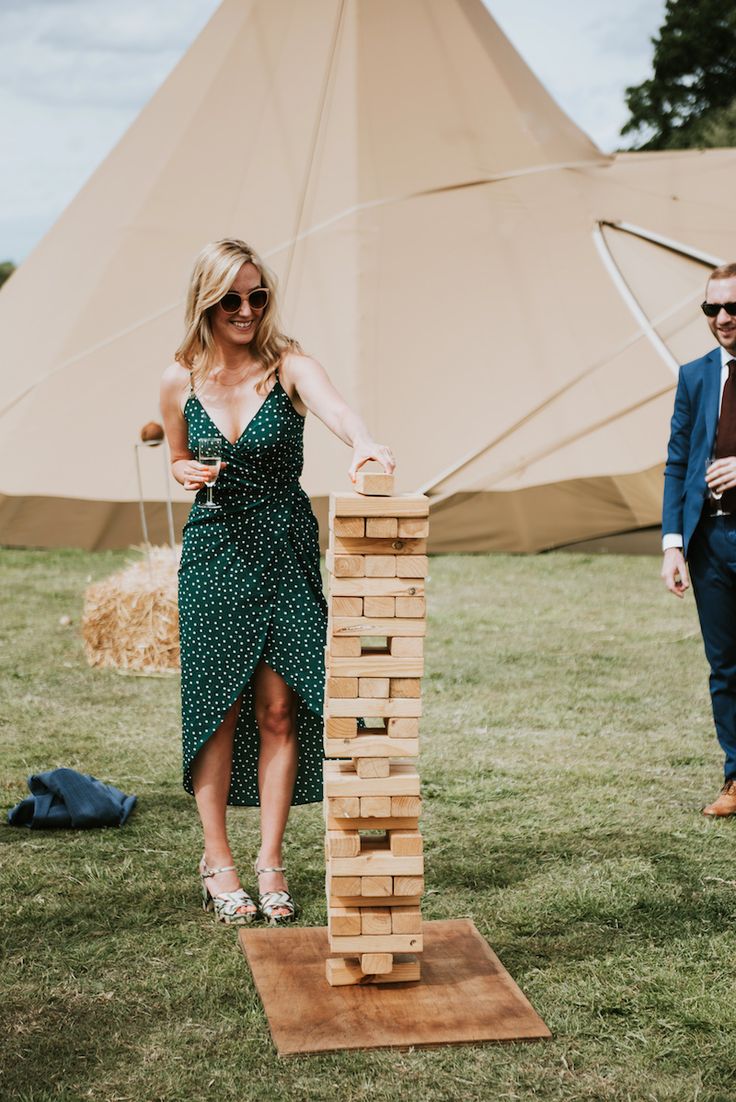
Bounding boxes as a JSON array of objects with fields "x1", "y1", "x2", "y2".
[{"x1": 663, "y1": 347, "x2": 722, "y2": 555}]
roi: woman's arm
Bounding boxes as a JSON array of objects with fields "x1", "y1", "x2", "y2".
[
  {"x1": 159, "y1": 364, "x2": 224, "y2": 491},
  {"x1": 283, "y1": 354, "x2": 395, "y2": 481}
]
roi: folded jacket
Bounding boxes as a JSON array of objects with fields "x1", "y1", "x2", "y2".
[{"x1": 7, "y1": 767, "x2": 137, "y2": 829}]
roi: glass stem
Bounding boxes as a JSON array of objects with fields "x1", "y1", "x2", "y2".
[{"x1": 207, "y1": 482, "x2": 214, "y2": 506}]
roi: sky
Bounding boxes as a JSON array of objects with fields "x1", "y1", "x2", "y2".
[{"x1": 0, "y1": 0, "x2": 666, "y2": 263}]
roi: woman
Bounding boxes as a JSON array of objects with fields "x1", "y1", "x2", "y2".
[{"x1": 160, "y1": 239, "x2": 394, "y2": 925}]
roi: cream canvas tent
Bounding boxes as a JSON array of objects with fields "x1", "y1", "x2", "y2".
[{"x1": 1, "y1": 0, "x2": 735, "y2": 552}]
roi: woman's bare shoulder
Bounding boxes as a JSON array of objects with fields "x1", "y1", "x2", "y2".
[
  {"x1": 161, "y1": 361, "x2": 190, "y2": 389},
  {"x1": 160, "y1": 362, "x2": 191, "y2": 414}
]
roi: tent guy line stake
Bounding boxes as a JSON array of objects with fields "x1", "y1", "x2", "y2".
[{"x1": 591, "y1": 222, "x2": 680, "y2": 379}]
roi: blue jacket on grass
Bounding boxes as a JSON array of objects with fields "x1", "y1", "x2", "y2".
[{"x1": 7, "y1": 768, "x2": 136, "y2": 829}]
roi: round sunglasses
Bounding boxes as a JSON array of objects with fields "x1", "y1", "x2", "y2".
[
  {"x1": 219, "y1": 287, "x2": 270, "y2": 313},
  {"x1": 701, "y1": 301, "x2": 736, "y2": 318}
]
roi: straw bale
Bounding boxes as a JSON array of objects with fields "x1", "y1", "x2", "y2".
[{"x1": 82, "y1": 545, "x2": 181, "y2": 674}]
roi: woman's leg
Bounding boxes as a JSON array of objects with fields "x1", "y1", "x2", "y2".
[
  {"x1": 253, "y1": 660, "x2": 298, "y2": 916},
  {"x1": 191, "y1": 696, "x2": 255, "y2": 914}
]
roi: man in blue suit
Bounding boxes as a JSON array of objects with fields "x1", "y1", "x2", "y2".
[{"x1": 662, "y1": 262, "x2": 736, "y2": 816}]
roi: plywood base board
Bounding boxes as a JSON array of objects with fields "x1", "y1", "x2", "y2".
[{"x1": 239, "y1": 918, "x2": 551, "y2": 1055}]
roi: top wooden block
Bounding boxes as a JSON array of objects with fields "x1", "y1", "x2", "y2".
[
  {"x1": 355, "y1": 471, "x2": 395, "y2": 497},
  {"x1": 330, "y1": 492, "x2": 429, "y2": 519}
]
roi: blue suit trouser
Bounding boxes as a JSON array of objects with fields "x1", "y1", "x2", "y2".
[{"x1": 688, "y1": 515, "x2": 736, "y2": 780}]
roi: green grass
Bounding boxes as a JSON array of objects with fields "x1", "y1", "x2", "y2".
[{"x1": 1, "y1": 548, "x2": 735, "y2": 1102}]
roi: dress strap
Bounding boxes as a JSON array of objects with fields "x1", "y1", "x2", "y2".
[{"x1": 188, "y1": 370, "x2": 195, "y2": 396}]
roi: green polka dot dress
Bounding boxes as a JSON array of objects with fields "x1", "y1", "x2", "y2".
[{"x1": 177, "y1": 373, "x2": 327, "y2": 806}]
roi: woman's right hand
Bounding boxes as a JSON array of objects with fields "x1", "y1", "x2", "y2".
[{"x1": 175, "y1": 459, "x2": 228, "y2": 491}]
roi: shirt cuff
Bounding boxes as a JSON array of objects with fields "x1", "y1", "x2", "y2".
[{"x1": 662, "y1": 533, "x2": 684, "y2": 551}]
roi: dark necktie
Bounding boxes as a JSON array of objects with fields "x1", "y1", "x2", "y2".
[{"x1": 714, "y1": 359, "x2": 736, "y2": 511}]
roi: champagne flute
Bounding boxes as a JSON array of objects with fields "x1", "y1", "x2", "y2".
[
  {"x1": 198, "y1": 436, "x2": 222, "y2": 510},
  {"x1": 706, "y1": 456, "x2": 723, "y2": 501}
]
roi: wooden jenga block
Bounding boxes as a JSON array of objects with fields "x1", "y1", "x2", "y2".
[
  {"x1": 389, "y1": 636, "x2": 424, "y2": 657},
  {"x1": 397, "y1": 518, "x2": 429, "y2": 538},
  {"x1": 395, "y1": 596, "x2": 426, "y2": 618},
  {"x1": 330, "y1": 493, "x2": 428, "y2": 518},
  {"x1": 360, "y1": 876, "x2": 393, "y2": 896},
  {"x1": 324, "y1": 734, "x2": 418, "y2": 758},
  {"x1": 396, "y1": 556, "x2": 428, "y2": 578},
  {"x1": 391, "y1": 907, "x2": 422, "y2": 934},
  {"x1": 329, "y1": 890, "x2": 422, "y2": 907},
  {"x1": 326, "y1": 551, "x2": 365, "y2": 577},
  {"x1": 361, "y1": 907, "x2": 392, "y2": 935},
  {"x1": 333, "y1": 596, "x2": 363, "y2": 616},
  {"x1": 365, "y1": 555, "x2": 396, "y2": 577},
  {"x1": 327, "y1": 830, "x2": 361, "y2": 858},
  {"x1": 390, "y1": 678, "x2": 421, "y2": 698},
  {"x1": 330, "y1": 932, "x2": 422, "y2": 953},
  {"x1": 366, "y1": 517, "x2": 398, "y2": 538},
  {"x1": 334, "y1": 537, "x2": 426, "y2": 556},
  {"x1": 329, "y1": 796, "x2": 360, "y2": 817},
  {"x1": 360, "y1": 796, "x2": 392, "y2": 817},
  {"x1": 324, "y1": 761, "x2": 420, "y2": 797},
  {"x1": 330, "y1": 576, "x2": 424, "y2": 597},
  {"x1": 330, "y1": 876, "x2": 362, "y2": 895},
  {"x1": 326, "y1": 814, "x2": 419, "y2": 832},
  {"x1": 330, "y1": 656, "x2": 423, "y2": 678},
  {"x1": 358, "y1": 677, "x2": 390, "y2": 699},
  {"x1": 359, "y1": 947, "x2": 394, "y2": 974},
  {"x1": 330, "y1": 851, "x2": 424, "y2": 877},
  {"x1": 356, "y1": 757, "x2": 390, "y2": 779},
  {"x1": 325, "y1": 955, "x2": 420, "y2": 985},
  {"x1": 387, "y1": 717, "x2": 420, "y2": 738},
  {"x1": 329, "y1": 636, "x2": 362, "y2": 657},
  {"x1": 360, "y1": 953, "x2": 394, "y2": 974},
  {"x1": 333, "y1": 516, "x2": 365, "y2": 537},
  {"x1": 391, "y1": 795, "x2": 422, "y2": 817},
  {"x1": 355, "y1": 471, "x2": 394, "y2": 496},
  {"x1": 389, "y1": 830, "x2": 423, "y2": 856},
  {"x1": 325, "y1": 717, "x2": 358, "y2": 739},
  {"x1": 331, "y1": 616, "x2": 425, "y2": 637},
  {"x1": 328, "y1": 677, "x2": 358, "y2": 698},
  {"x1": 364, "y1": 596, "x2": 395, "y2": 618},
  {"x1": 326, "y1": 698, "x2": 422, "y2": 718},
  {"x1": 394, "y1": 876, "x2": 424, "y2": 896},
  {"x1": 328, "y1": 906, "x2": 362, "y2": 936}
]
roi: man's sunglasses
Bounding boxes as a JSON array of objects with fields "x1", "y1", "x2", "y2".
[
  {"x1": 701, "y1": 301, "x2": 736, "y2": 318},
  {"x1": 219, "y1": 287, "x2": 270, "y2": 313}
]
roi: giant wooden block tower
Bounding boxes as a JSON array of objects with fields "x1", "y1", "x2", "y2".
[{"x1": 323, "y1": 472, "x2": 429, "y2": 986}]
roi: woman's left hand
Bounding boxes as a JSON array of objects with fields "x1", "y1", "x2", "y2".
[{"x1": 349, "y1": 441, "x2": 396, "y2": 483}]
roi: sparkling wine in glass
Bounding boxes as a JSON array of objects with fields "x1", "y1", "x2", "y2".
[
  {"x1": 706, "y1": 456, "x2": 723, "y2": 501},
  {"x1": 198, "y1": 436, "x2": 222, "y2": 510}
]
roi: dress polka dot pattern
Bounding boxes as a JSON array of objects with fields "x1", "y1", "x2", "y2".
[{"x1": 178, "y1": 375, "x2": 327, "y2": 806}]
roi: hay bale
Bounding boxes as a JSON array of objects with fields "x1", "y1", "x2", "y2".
[{"x1": 82, "y1": 546, "x2": 181, "y2": 674}]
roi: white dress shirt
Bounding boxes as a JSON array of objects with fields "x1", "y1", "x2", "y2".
[{"x1": 663, "y1": 346, "x2": 734, "y2": 551}]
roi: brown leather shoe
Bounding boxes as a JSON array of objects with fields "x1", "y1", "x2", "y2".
[{"x1": 703, "y1": 779, "x2": 736, "y2": 817}]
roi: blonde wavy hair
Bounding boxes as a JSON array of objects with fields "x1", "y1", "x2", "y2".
[{"x1": 175, "y1": 238, "x2": 301, "y2": 395}]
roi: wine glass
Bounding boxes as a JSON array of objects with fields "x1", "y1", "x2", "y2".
[
  {"x1": 706, "y1": 455, "x2": 725, "y2": 513},
  {"x1": 198, "y1": 436, "x2": 222, "y2": 510}
]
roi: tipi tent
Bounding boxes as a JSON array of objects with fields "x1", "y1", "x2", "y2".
[{"x1": 0, "y1": 0, "x2": 734, "y2": 552}]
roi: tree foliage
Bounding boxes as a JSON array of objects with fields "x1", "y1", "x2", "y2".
[
  {"x1": 0, "y1": 260, "x2": 15, "y2": 288},
  {"x1": 621, "y1": 0, "x2": 736, "y2": 150}
]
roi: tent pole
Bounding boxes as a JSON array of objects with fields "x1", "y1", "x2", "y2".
[
  {"x1": 592, "y1": 223, "x2": 680, "y2": 378},
  {"x1": 601, "y1": 221, "x2": 724, "y2": 268}
]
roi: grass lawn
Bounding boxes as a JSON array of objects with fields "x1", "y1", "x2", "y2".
[{"x1": 1, "y1": 547, "x2": 735, "y2": 1102}]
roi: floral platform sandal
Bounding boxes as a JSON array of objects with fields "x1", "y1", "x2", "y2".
[
  {"x1": 199, "y1": 856, "x2": 258, "y2": 925},
  {"x1": 254, "y1": 861, "x2": 297, "y2": 924}
]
